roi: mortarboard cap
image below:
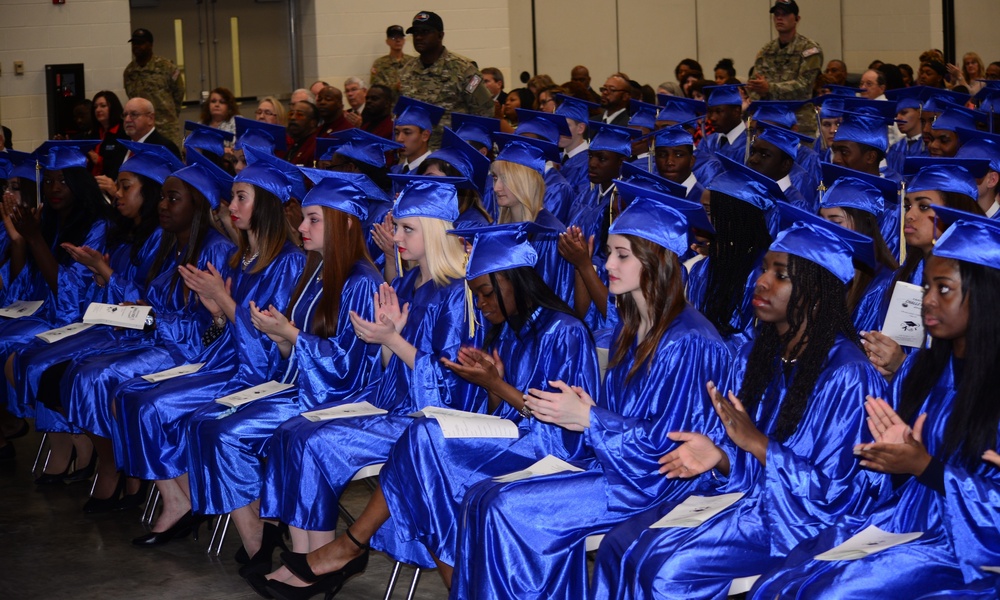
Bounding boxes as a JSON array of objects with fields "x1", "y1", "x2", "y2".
[
  {"x1": 170, "y1": 151, "x2": 234, "y2": 210},
  {"x1": 627, "y1": 100, "x2": 659, "y2": 131},
  {"x1": 235, "y1": 116, "x2": 287, "y2": 152},
  {"x1": 704, "y1": 84, "x2": 744, "y2": 107},
  {"x1": 514, "y1": 108, "x2": 570, "y2": 144},
  {"x1": 450, "y1": 222, "x2": 555, "y2": 280},
  {"x1": 8, "y1": 149, "x2": 40, "y2": 181},
  {"x1": 35, "y1": 140, "x2": 100, "y2": 171},
  {"x1": 426, "y1": 127, "x2": 491, "y2": 195},
  {"x1": 299, "y1": 167, "x2": 391, "y2": 204},
  {"x1": 393, "y1": 178, "x2": 460, "y2": 222},
  {"x1": 747, "y1": 100, "x2": 806, "y2": 129},
  {"x1": 755, "y1": 124, "x2": 814, "y2": 160},
  {"x1": 655, "y1": 95, "x2": 706, "y2": 124},
  {"x1": 620, "y1": 162, "x2": 687, "y2": 198},
  {"x1": 555, "y1": 94, "x2": 600, "y2": 124},
  {"x1": 931, "y1": 209, "x2": 1000, "y2": 271},
  {"x1": 450, "y1": 112, "x2": 500, "y2": 148},
  {"x1": 832, "y1": 106, "x2": 893, "y2": 153},
  {"x1": 820, "y1": 162, "x2": 899, "y2": 216},
  {"x1": 299, "y1": 176, "x2": 369, "y2": 221},
  {"x1": 885, "y1": 86, "x2": 926, "y2": 111},
  {"x1": 821, "y1": 84, "x2": 861, "y2": 97},
  {"x1": 920, "y1": 88, "x2": 971, "y2": 114},
  {"x1": 905, "y1": 156, "x2": 988, "y2": 200},
  {"x1": 119, "y1": 140, "x2": 185, "y2": 184},
  {"x1": 493, "y1": 133, "x2": 559, "y2": 173},
  {"x1": 956, "y1": 127, "x2": 1000, "y2": 173},
  {"x1": 184, "y1": 121, "x2": 234, "y2": 157},
  {"x1": 813, "y1": 94, "x2": 846, "y2": 120},
  {"x1": 708, "y1": 155, "x2": 783, "y2": 235},
  {"x1": 394, "y1": 96, "x2": 445, "y2": 132},
  {"x1": 772, "y1": 202, "x2": 875, "y2": 283},
  {"x1": 317, "y1": 128, "x2": 403, "y2": 168},
  {"x1": 237, "y1": 146, "x2": 307, "y2": 201},
  {"x1": 930, "y1": 102, "x2": 987, "y2": 133},
  {"x1": 647, "y1": 121, "x2": 695, "y2": 149},
  {"x1": 588, "y1": 121, "x2": 640, "y2": 157},
  {"x1": 610, "y1": 180, "x2": 713, "y2": 256},
  {"x1": 387, "y1": 173, "x2": 469, "y2": 197}
]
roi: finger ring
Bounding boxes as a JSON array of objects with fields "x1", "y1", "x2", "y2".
[
  {"x1": 727, "y1": 419, "x2": 734, "y2": 427},
  {"x1": 359, "y1": 332, "x2": 365, "y2": 339}
]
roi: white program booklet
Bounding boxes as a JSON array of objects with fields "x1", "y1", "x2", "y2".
[
  {"x1": 814, "y1": 525, "x2": 923, "y2": 561},
  {"x1": 0, "y1": 300, "x2": 44, "y2": 318},
  {"x1": 412, "y1": 406, "x2": 518, "y2": 439},
  {"x1": 880, "y1": 282, "x2": 925, "y2": 348},
  {"x1": 215, "y1": 381, "x2": 294, "y2": 408},
  {"x1": 83, "y1": 302, "x2": 152, "y2": 330},
  {"x1": 493, "y1": 454, "x2": 584, "y2": 483},
  {"x1": 649, "y1": 492, "x2": 745, "y2": 529},
  {"x1": 141, "y1": 363, "x2": 206, "y2": 383},
  {"x1": 35, "y1": 322, "x2": 95, "y2": 343},
  {"x1": 301, "y1": 401, "x2": 388, "y2": 422},
  {"x1": 981, "y1": 566, "x2": 1000, "y2": 575}
]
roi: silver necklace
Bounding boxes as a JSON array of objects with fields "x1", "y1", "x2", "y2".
[{"x1": 241, "y1": 250, "x2": 259, "y2": 269}]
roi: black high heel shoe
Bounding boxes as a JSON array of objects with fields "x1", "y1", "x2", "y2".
[
  {"x1": 279, "y1": 528, "x2": 370, "y2": 588},
  {"x1": 34, "y1": 447, "x2": 77, "y2": 485},
  {"x1": 64, "y1": 450, "x2": 98, "y2": 483},
  {"x1": 82, "y1": 473, "x2": 125, "y2": 514},
  {"x1": 116, "y1": 480, "x2": 149, "y2": 512},
  {"x1": 239, "y1": 522, "x2": 290, "y2": 578},
  {"x1": 131, "y1": 510, "x2": 208, "y2": 546}
]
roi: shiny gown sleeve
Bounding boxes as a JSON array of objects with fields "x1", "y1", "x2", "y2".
[
  {"x1": 103, "y1": 228, "x2": 164, "y2": 303},
  {"x1": 941, "y1": 444, "x2": 1000, "y2": 580}
]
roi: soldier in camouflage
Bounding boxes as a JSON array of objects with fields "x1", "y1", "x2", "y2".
[
  {"x1": 370, "y1": 25, "x2": 413, "y2": 94},
  {"x1": 398, "y1": 11, "x2": 494, "y2": 149},
  {"x1": 746, "y1": 0, "x2": 823, "y2": 137},
  {"x1": 123, "y1": 28, "x2": 185, "y2": 149}
]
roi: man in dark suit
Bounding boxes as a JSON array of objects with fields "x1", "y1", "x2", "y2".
[
  {"x1": 95, "y1": 97, "x2": 180, "y2": 197},
  {"x1": 482, "y1": 67, "x2": 507, "y2": 106},
  {"x1": 599, "y1": 73, "x2": 632, "y2": 126}
]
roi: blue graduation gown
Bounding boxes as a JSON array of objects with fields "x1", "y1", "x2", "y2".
[
  {"x1": 789, "y1": 162, "x2": 820, "y2": 212},
  {"x1": 750, "y1": 354, "x2": 1000, "y2": 599},
  {"x1": 886, "y1": 135, "x2": 926, "y2": 176},
  {"x1": 113, "y1": 242, "x2": 304, "y2": 480},
  {"x1": 561, "y1": 150, "x2": 590, "y2": 195},
  {"x1": 57, "y1": 229, "x2": 234, "y2": 441},
  {"x1": 686, "y1": 256, "x2": 760, "y2": 354},
  {"x1": 257, "y1": 267, "x2": 485, "y2": 533},
  {"x1": 186, "y1": 259, "x2": 383, "y2": 515},
  {"x1": 853, "y1": 264, "x2": 895, "y2": 334},
  {"x1": 448, "y1": 306, "x2": 733, "y2": 600},
  {"x1": 377, "y1": 307, "x2": 600, "y2": 569},
  {"x1": 592, "y1": 334, "x2": 887, "y2": 600},
  {"x1": 544, "y1": 166, "x2": 575, "y2": 224}
]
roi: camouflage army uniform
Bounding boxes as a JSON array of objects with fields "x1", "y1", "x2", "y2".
[
  {"x1": 124, "y1": 55, "x2": 185, "y2": 148},
  {"x1": 370, "y1": 53, "x2": 414, "y2": 94},
  {"x1": 749, "y1": 33, "x2": 823, "y2": 136},
  {"x1": 398, "y1": 49, "x2": 494, "y2": 148}
]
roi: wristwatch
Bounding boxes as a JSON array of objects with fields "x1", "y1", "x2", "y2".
[
  {"x1": 212, "y1": 314, "x2": 226, "y2": 328},
  {"x1": 519, "y1": 404, "x2": 533, "y2": 419}
]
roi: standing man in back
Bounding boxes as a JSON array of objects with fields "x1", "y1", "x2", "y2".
[
  {"x1": 123, "y1": 28, "x2": 185, "y2": 149},
  {"x1": 370, "y1": 25, "x2": 413, "y2": 93},
  {"x1": 745, "y1": 0, "x2": 822, "y2": 136}
]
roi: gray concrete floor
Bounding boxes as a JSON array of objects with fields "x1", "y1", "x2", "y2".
[{"x1": 0, "y1": 431, "x2": 448, "y2": 600}]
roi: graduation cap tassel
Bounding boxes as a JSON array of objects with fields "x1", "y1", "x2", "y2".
[
  {"x1": 814, "y1": 104, "x2": 825, "y2": 150},
  {"x1": 463, "y1": 250, "x2": 477, "y2": 339},
  {"x1": 35, "y1": 159, "x2": 42, "y2": 209},
  {"x1": 744, "y1": 116, "x2": 755, "y2": 164},
  {"x1": 395, "y1": 242, "x2": 404, "y2": 281},
  {"x1": 898, "y1": 180, "x2": 907, "y2": 265},
  {"x1": 647, "y1": 137, "x2": 654, "y2": 173}
]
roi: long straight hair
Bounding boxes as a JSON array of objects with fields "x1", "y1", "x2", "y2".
[
  {"x1": 843, "y1": 207, "x2": 898, "y2": 312},
  {"x1": 608, "y1": 234, "x2": 686, "y2": 382},
  {"x1": 228, "y1": 184, "x2": 289, "y2": 274},
  {"x1": 418, "y1": 216, "x2": 466, "y2": 286},
  {"x1": 492, "y1": 160, "x2": 545, "y2": 224},
  {"x1": 147, "y1": 179, "x2": 214, "y2": 298},
  {"x1": 287, "y1": 208, "x2": 374, "y2": 338}
]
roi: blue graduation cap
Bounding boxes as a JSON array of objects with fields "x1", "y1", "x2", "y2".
[
  {"x1": 450, "y1": 112, "x2": 500, "y2": 148},
  {"x1": 119, "y1": 140, "x2": 185, "y2": 184},
  {"x1": 956, "y1": 127, "x2": 1000, "y2": 173},
  {"x1": 427, "y1": 127, "x2": 491, "y2": 195},
  {"x1": 449, "y1": 222, "x2": 556, "y2": 280},
  {"x1": 708, "y1": 155, "x2": 783, "y2": 234},
  {"x1": 317, "y1": 129, "x2": 403, "y2": 168},
  {"x1": 703, "y1": 84, "x2": 744, "y2": 107},
  {"x1": 974, "y1": 86, "x2": 1000, "y2": 115},
  {"x1": 299, "y1": 176, "x2": 369, "y2": 221},
  {"x1": 393, "y1": 178, "x2": 460, "y2": 222},
  {"x1": 755, "y1": 124, "x2": 814, "y2": 160},
  {"x1": 9, "y1": 149, "x2": 41, "y2": 181},
  {"x1": 234, "y1": 116, "x2": 287, "y2": 152},
  {"x1": 747, "y1": 100, "x2": 806, "y2": 129},
  {"x1": 905, "y1": 156, "x2": 989, "y2": 200},
  {"x1": 387, "y1": 173, "x2": 469, "y2": 197},
  {"x1": 772, "y1": 202, "x2": 875, "y2": 283},
  {"x1": 655, "y1": 95, "x2": 706, "y2": 124},
  {"x1": 812, "y1": 94, "x2": 846, "y2": 120},
  {"x1": 885, "y1": 86, "x2": 926, "y2": 111},
  {"x1": 588, "y1": 121, "x2": 640, "y2": 157},
  {"x1": 620, "y1": 162, "x2": 687, "y2": 198},
  {"x1": 932, "y1": 209, "x2": 1000, "y2": 271},
  {"x1": 238, "y1": 145, "x2": 307, "y2": 201},
  {"x1": 920, "y1": 88, "x2": 971, "y2": 114},
  {"x1": 555, "y1": 94, "x2": 599, "y2": 124},
  {"x1": 299, "y1": 167, "x2": 391, "y2": 204},
  {"x1": 820, "y1": 162, "x2": 898, "y2": 216},
  {"x1": 514, "y1": 108, "x2": 571, "y2": 144},
  {"x1": 628, "y1": 100, "x2": 659, "y2": 131},
  {"x1": 647, "y1": 121, "x2": 695, "y2": 149},
  {"x1": 930, "y1": 102, "x2": 987, "y2": 132},
  {"x1": 832, "y1": 109, "x2": 893, "y2": 153},
  {"x1": 184, "y1": 121, "x2": 234, "y2": 156},
  {"x1": 822, "y1": 84, "x2": 862, "y2": 97},
  {"x1": 35, "y1": 140, "x2": 100, "y2": 171},
  {"x1": 0, "y1": 155, "x2": 14, "y2": 180},
  {"x1": 610, "y1": 180, "x2": 713, "y2": 256},
  {"x1": 394, "y1": 96, "x2": 445, "y2": 132},
  {"x1": 170, "y1": 150, "x2": 234, "y2": 210},
  {"x1": 493, "y1": 133, "x2": 559, "y2": 174}
]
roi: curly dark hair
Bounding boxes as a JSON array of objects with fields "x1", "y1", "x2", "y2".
[
  {"x1": 898, "y1": 257, "x2": 1000, "y2": 468},
  {"x1": 701, "y1": 191, "x2": 772, "y2": 336},
  {"x1": 739, "y1": 254, "x2": 859, "y2": 442}
]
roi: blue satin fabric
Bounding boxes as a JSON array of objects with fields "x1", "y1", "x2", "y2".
[
  {"x1": 879, "y1": 168, "x2": 905, "y2": 261},
  {"x1": 886, "y1": 136, "x2": 927, "y2": 177},
  {"x1": 794, "y1": 144, "x2": 822, "y2": 208},
  {"x1": 591, "y1": 334, "x2": 886, "y2": 600},
  {"x1": 113, "y1": 242, "x2": 304, "y2": 480},
  {"x1": 186, "y1": 260, "x2": 383, "y2": 515},
  {"x1": 685, "y1": 180, "x2": 706, "y2": 204},
  {"x1": 560, "y1": 151, "x2": 590, "y2": 196},
  {"x1": 694, "y1": 130, "x2": 747, "y2": 183},
  {"x1": 531, "y1": 208, "x2": 575, "y2": 307},
  {"x1": 454, "y1": 206, "x2": 491, "y2": 228},
  {"x1": 782, "y1": 182, "x2": 814, "y2": 213},
  {"x1": 543, "y1": 166, "x2": 575, "y2": 224},
  {"x1": 377, "y1": 307, "x2": 599, "y2": 568},
  {"x1": 853, "y1": 264, "x2": 895, "y2": 334},
  {"x1": 447, "y1": 306, "x2": 733, "y2": 600},
  {"x1": 750, "y1": 355, "x2": 1000, "y2": 599},
  {"x1": 258, "y1": 267, "x2": 485, "y2": 534},
  {"x1": 686, "y1": 255, "x2": 760, "y2": 354}
]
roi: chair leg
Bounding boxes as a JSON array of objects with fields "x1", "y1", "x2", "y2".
[
  {"x1": 383, "y1": 560, "x2": 404, "y2": 600},
  {"x1": 32, "y1": 432, "x2": 49, "y2": 476},
  {"x1": 207, "y1": 513, "x2": 231, "y2": 557},
  {"x1": 142, "y1": 486, "x2": 160, "y2": 525},
  {"x1": 88, "y1": 458, "x2": 100, "y2": 497},
  {"x1": 339, "y1": 501, "x2": 357, "y2": 527},
  {"x1": 405, "y1": 567, "x2": 422, "y2": 600}
]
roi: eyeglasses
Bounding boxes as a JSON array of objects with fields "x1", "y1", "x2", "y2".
[
  {"x1": 600, "y1": 87, "x2": 627, "y2": 94},
  {"x1": 539, "y1": 97, "x2": 555, "y2": 105},
  {"x1": 122, "y1": 111, "x2": 151, "y2": 120},
  {"x1": 255, "y1": 109, "x2": 276, "y2": 117}
]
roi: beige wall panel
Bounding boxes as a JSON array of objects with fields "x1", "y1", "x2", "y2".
[
  {"x1": 617, "y1": 0, "x2": 697, "y2": 86},
  {"x1": 954, "y1": 0, "x2": 1000, "y2": 70},
  {"x1": 695, "y1": 0, "x2": 771, "y2": 81},
  {"x1": 534, "y1": 0, "x2": 619, "y2": 85}
]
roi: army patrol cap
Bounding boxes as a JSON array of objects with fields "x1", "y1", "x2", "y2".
[
  {"x1": 386, "y1": 25, "x2": 405, "y2": 39},
  {"x1": 406, "y1": 11, "x2": 444, "y2": 34},
  {"x1": 128, "y1": 29, "x2": 153, "y2": 44},
  {"x1": 769, "y1": 0, "x2": 799, "y2": 16}
]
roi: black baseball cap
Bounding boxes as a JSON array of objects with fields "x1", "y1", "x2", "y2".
[
  {"x1": 769, "y1": 0, "x2": 799, "y2": 15},
  {"x1": 405, "y1": 11, "x2": 444, "y2": 34},
  {"x1": 128, "y1": 28, "x2": 154, "y2": 44},
  {"x1": 386, "y1": 25, "x2": 405, "y2": 38}
]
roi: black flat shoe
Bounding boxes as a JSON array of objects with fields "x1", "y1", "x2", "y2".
[{"x1": 132, "y1": 510, "x2": 204, "y2": 546}]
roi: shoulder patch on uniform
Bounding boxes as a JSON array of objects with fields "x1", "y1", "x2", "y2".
[
  {"x1": 171, "y1": 69, "x2": 180, "y2": 80},
  {"x1": 465, "y1": 74, "x2": 482, "y2": 94},
  {"x1": 802, "y1": 47, "x2": 820, "y2": 58}
]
